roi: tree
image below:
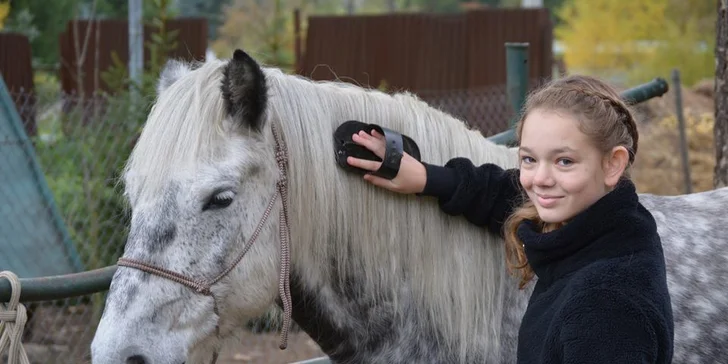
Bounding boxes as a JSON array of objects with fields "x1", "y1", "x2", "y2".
[
  {"x1": 4, "y1": 0, "x2": 165, "y2": 69},
  {"x1": 5, "y1": 0, "x2": 78, "y2": 67},
  {"x1": 212, "y1": 0, "x2": 352, "y2": 70},
  {"x1": 0, "y1": 0, "x2": 9, "y2": 28},
  {"x1": 212, "y1": 0, "x2": 296, "y2": 69},
  {"x1": 555, "y1": 0, "x2": 715, "y2": 86},
  {"x1": 715, "y1": 0, "x2": 728, "y2": 188},
  {"x1": 174, "y1": 0, "x2": 231, "y2": 39},
  {"x1": 416, "y1": 0, "x2": 461, "y2": 12},
  {"x1": 499, "y1": 0, "x2": 568, "y2": 26}
]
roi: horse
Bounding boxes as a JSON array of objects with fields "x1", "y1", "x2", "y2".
[{"x1": 90, "y1": 50, "x2": 728, "y2": 364}]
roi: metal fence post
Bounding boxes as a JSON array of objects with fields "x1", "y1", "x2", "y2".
[
  {"x1": 487, "y1": 42, "x2": 529, "y2": 146},
  {"x1": 506, "y1": 42, "x2": 529, "y2": 129},
  {"x1": 672, "y1": 69, "x2": 692, "y2": 194},
  {"x1": 129, "y1": 0, "x2": 143, "y2": 107}
]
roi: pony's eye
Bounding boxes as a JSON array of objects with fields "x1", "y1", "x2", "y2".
[{"x1": 203, "y1": 190, "x2": 235, "y2": 211}]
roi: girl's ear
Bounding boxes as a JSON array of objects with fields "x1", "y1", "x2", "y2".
[{"x1": 603, "y1": 145, "x2": 630, "y2": 187}]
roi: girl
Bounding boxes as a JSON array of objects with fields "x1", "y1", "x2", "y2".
[{"x1": 345, "y1": 75, "x2": 674, "y2": 363}]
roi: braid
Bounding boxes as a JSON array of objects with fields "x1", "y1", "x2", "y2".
[
  {"x1": 596, "y1": 93, "x2": 638, "y2": 163},
  {"x1": 576, "y1": 89, "x2": 639, "y2": 164},
  {"x1": 546, "y1": 76, "x2": 640, "y2": 164}
]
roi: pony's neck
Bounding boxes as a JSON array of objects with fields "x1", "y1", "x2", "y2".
[
  {"x1": 266, "y1": 69, "x2": 522, "y2": 363},
  {"x1": 286, "y1": 267, "x2": 464, "y2": 363},
  {"x1": 285, "y1": 270, "x2": 355, "y2": 361}
]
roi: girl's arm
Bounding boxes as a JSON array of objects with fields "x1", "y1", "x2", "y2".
[
  {"x1": 419, "y1": 158, "x2": 523, "y2": 237},
  {"x1": 346, "y1": 129, "x2": 523, "y2": 237}
]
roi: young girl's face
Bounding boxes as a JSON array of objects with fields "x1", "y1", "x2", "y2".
[{"x1": 517, "y1": 108, "x2": 623, "y2": 224}]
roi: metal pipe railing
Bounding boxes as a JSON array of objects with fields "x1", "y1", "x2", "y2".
[
  {"x1": 487, "y1": 43, "x2": 668, "y2": 146},
  {"x1": 486, "y1": 76, "x2": 669, "y2": 146},
  {"x1": 0, "y1": 266, "x2": 116, "y2": 302}
]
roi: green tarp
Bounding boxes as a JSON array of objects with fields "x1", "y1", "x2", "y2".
[{"x1": 0, "y1": 76, "x2": 83, "y2": 278}]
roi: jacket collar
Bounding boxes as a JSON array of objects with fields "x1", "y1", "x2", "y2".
[{"x1": 517, "y1": 179, "x2": 658, "y2": 284}]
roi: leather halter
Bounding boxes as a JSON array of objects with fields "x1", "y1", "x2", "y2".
[{"x1": 117, "y1": 124, "x2": 293, "y2": 364}]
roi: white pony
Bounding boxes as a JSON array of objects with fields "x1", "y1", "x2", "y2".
[{"x1": 91, "y1": 50, "x2": 728, "y2": 364}]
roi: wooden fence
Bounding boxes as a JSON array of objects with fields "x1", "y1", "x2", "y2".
[
  {"x1": 296, "y1": 8, "x2": 552, "y2": 91},
  {"x1": 294, "y1": 8, "x2": 554, "y2": 136},
  {"x1": 59, "y1": 17, "x2": 209, "y2": 97},
  {"x1": 0, "y1": 32, "x2": 36, "y2": 136}
]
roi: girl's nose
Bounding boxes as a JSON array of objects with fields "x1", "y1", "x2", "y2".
[{"x1": 533, "y1": 165, "x2": 554, "y2": 186}]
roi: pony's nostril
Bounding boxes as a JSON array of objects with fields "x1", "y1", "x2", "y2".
[{"x1": 126, "y1": 355, "x2": 148, "y2": 364}]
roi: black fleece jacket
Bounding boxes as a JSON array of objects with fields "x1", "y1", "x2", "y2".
[{"x1": 420, "y1": 158, "x2": 674, "y2": 364}]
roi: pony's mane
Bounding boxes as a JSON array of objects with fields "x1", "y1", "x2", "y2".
[
  {"x1": 263, "y1": 68, "x2": 520, "y2": 359},
  {"x1": 127, "y1": 57, "x2": 521, "y2": 361}
]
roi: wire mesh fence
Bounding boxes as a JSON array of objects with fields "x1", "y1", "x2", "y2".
[
  {"x1": 417, "y1": 83, "x2": 514, "y2": 137},
  {"x1": 0, "y1": 74, "x2": 716, "y2": 363},
  {"x1": 2, "y1": 89, "x2": 138, "y2": 364}
]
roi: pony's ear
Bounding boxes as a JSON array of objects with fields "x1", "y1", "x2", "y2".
[
  {"x1": 157, "y1": 59, "x2": 192, "y2": 95},
  {"x1": 221, "y1": 49, "x2": 267, "y2": 132}
]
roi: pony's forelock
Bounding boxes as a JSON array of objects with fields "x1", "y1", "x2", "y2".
[{"x1": 123, "y1": 59, "x2": 232, "y2": 200}]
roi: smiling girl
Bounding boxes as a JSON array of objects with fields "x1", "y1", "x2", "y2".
[{"x1": 345, "y1": 75, "x2": 674, "y2": 363}]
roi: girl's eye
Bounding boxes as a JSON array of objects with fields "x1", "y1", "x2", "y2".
[
  {"x1": 557, "y1": 158, "x2": 573, "y2": 166},
  {"x1": 203, "y1": 190, "x2": 235, "y2": 211},
  {"x1": 521, "y1": 156, "x2": 535, "y2": 164}
]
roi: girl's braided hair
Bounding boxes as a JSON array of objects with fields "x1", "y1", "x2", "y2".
[{"x1": 503, "y1": 75, "x2": 640, "y2": 289}]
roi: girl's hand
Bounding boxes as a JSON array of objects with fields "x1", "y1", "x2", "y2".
[{"x1": 346, "y1": 129, "x2": 427, "y2": 194}]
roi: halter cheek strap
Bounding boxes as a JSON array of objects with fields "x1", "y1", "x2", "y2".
[{"x1": 116, "y1": 123, "x2": 293, "y2": 363}]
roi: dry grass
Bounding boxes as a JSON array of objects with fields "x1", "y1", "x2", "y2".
[{"x1": 631, "y1": 79, "x2": 716, "y2": 195}]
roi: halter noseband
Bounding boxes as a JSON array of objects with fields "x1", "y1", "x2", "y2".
[{"x1": 117, "y1": 124, "x2": 293, "y2": 364}]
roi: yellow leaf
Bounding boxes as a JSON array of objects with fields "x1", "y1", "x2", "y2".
[
  {"x1": 553, "y1": 0, "x2": 715, "y2": 85},
  {"x1": 0, "y1": 1, "x2": 10, "y2": 29}
]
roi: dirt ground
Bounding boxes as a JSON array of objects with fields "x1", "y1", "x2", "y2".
[
  {"x1": 13, "y1": 331, "x2": 325, "y2": 364},
  {"x1": 216, "y1": 331, "x2": 326, "y2": 364},
  {"x1": 13, "y1": 303, "x2": 325, "y2": 364},
  {"x1": 638, "y1": 78, "x2": 715, "y2": 121},
  {"x1": 629, "y1": 78, "x2": 717, "y2": 195}
]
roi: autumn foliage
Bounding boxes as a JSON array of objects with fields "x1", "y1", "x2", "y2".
[{"x1": 555, "y1": 0, "x2": 715, "y2": 87}]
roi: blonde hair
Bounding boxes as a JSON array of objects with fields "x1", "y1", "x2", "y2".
[{"x1": 503, "y1": 75, "x2": 640, "y2": 289}]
